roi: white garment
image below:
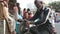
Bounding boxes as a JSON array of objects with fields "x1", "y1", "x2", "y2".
[
  {"x1": 49, "y1": 10, "x2": 55, "y2": 27},
  {"x1": 4, "y1": 7, "x2": 16, "y2": 32},
  {"x1": 13, "y1": 6, "x2": 18, "y2": 19}
]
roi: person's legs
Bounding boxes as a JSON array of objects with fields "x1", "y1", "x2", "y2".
[
  {"x1": 39, "y1": 30, "x2": 49, "y2": 34},
  {"x1": 46, "y1": 24, "x2": 53, "y2": 34},
  {"x1": 30, "y1": 27, "x2": 50, "y2": 34},
  {"x1": 30, "y1": 27, "x2": 40, "y2": 34}
]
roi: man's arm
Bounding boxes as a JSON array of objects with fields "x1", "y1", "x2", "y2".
[{"x1": 35, "y1": 9, "x2": 51, "y2": 25}]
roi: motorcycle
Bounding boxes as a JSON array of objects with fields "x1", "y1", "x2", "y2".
[{"x1": 18, "y1": 19, "x2": 56, "y2": 34}]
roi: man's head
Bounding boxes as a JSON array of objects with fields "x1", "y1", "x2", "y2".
[
  {"x1": 23, "y1": 8, "x2": 26, "y2": 11},
  {"x1": 49, "y1": 6, "x2": 53, "y2": 9},
  {"x1": 16, "y1": 3, "x2": 20, "y2": 7},
  {"x1": 34, "y1": 0, "x2": 43, "y2": 9}
]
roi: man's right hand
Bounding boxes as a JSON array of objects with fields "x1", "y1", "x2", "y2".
[
  {"x1": 26, "y1": 20, "x2": 30, "y2": 26},
  {"x1": 17, "y1": 19, "x2": 23, "y2": 22}
]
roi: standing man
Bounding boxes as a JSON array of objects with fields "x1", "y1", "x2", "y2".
[
  {"x1": 26, "y1": 0, "x2": 55, "y2": 34},
  {"x1": 49, "y1": 6, "x2": 56, "y2": 34}
]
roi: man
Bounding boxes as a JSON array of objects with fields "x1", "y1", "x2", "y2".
[
  {"x1": 49, "y1": 6, "x2": 55, "y2": 28},
  {"x1": 16, "y1": 3, "x2": 21, "y2": 15},
  {"x1": 26, "y1": 0, "x2": 54, "y2": 34},
  {"x1": 49, "y1": 6, "x2": 56, "y2": 34}
]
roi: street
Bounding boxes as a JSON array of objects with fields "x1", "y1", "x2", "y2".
[
  {"x1": 55, "y1": 22, "x2": 60, "y2": 34},
  {"x1": 0, "y1": 20, "x2": 4, "y2": 34}
]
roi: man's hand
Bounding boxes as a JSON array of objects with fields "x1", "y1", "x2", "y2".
[
  {"x1": 26, "y1": 20, "x2": 30, "y2": 26},
  {"x1": 17, "y1": 19, "x2": 23, "y2": 22}
]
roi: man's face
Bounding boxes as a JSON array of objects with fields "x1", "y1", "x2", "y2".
[
  {"x1": 35, "y1": 1, "x2": 43, "y2": 9},
  {"x1": 50, "y1": 6, "x2": 53, "y2": 9}
]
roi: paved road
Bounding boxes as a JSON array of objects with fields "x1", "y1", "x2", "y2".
[
  {"x1": 0, "y1": 20, "x2": 4, "y2": 34},
  {"x1": 55, "y1": 22, "x2": 60, "y2": 34}
]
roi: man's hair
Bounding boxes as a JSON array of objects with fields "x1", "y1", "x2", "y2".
[
  {"x1": 24, "y1": 8, "x2": 26, "y2": 11},
  {"x1": 27, "y1": 8, "x2": 30, "y2": 11},
  {"x1": 16, "y1": 3, "x2": 20, "y2": 7},
  {"x1": 34, "y1": 0, "x2": 43, "y2": 4}
]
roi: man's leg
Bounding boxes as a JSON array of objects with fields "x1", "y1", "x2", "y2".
[
  {"x1": 39, "y1": 30, "x2": 49, "y2": 34},
  {"x1": 30, "y1": 27, "x2": 40, "y2": 34}
]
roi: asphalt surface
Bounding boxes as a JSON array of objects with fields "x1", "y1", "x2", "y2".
[
  {"x1": 0, "y1": 20, "x2": 4, "y2": 34},
  {"x1": 55, "y1": 22, "x2": 60, "y2": 34}
]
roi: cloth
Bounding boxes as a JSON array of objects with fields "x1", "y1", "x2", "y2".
[
  {"x1": 3, "y1": 7, "x2": 16, "y2": 32},
  {"x1": 30, "y1": 26, "x2": 50, "y2": 34},
  {"x1": 49, "y1": 10, "x2": 55, "y2": 27},
  {"x1": 30, "y1": 7, "x2": 51, "y2": 25},
  {"x1": 30, "y1": 7, "x2": 53, "y2": 34},
  {"x1": 16, "y1": 14, "x2": 22, "y2": 33},
  {"x1": 13, "y1": 6, "x2": 18, "y2": 20},
  {"x1": 30, "y1": 21, "x2": 53, "y2": 34}
]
